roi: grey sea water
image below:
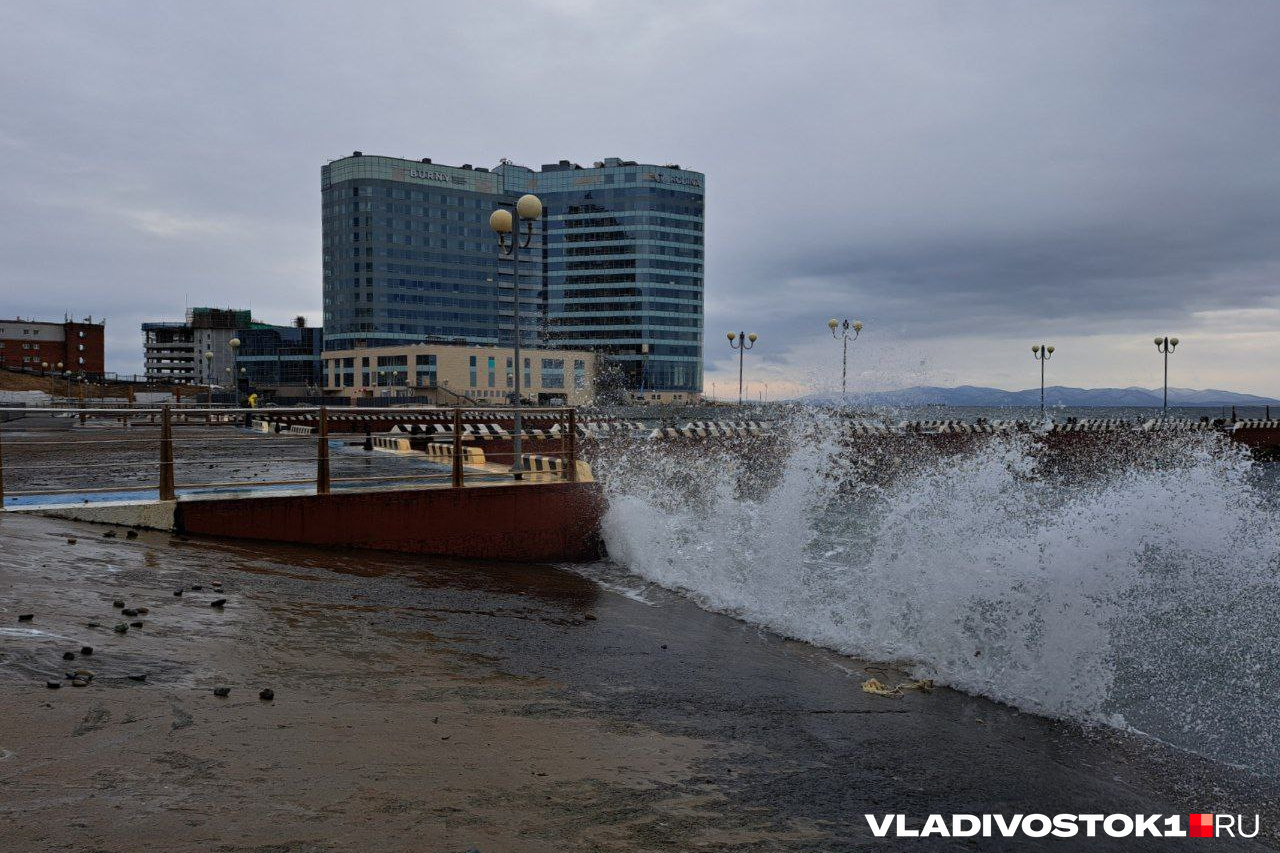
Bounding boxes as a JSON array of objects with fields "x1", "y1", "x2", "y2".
[{"x1": 588, "y1": 404, "x2": 1280, "y2": 778}]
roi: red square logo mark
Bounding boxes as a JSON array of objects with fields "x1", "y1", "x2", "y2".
[{"x1": 1190, "y1": 813, "x2": 1215, "y2": 838}]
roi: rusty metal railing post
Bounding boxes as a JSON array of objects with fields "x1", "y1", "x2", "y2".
[
  {"x1": 451, "y1": 407, "x2": 464, "y2": 488},
  {"x1": 317, "y1": 406, "x2": 331, "y2": 495},
  {"x1": 565, "y1": 408, "x2": 577, "y2": 482},
  {"x1": 159, "y1": 405, "x2": 175, "y2": 501}
]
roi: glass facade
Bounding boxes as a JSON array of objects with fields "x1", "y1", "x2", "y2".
[
  {"x1": 539, "y1": 158, "x2": 704, "y2": 394},
  {"x1": 321, "y1": 153, "x2": 704, "y2": 394},
  {"x1": 235, "y1": 323, "x2": 324, "y2": 387}
]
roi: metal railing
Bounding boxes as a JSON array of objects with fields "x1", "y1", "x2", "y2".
[{"x1": 0, "y1": 405, "x2": 582, "y2": 507}]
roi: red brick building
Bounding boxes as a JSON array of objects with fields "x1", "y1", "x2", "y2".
[{"x1": 0, "y1": 317, "x2": 106, "y2": 375}]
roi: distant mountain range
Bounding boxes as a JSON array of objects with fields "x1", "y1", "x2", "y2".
[{"x1": 800, "y1": 386, "x2": 1280, "y2": 408}]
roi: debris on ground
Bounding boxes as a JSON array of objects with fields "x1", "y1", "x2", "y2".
[{"x1": 861, "y1": 677, "x2": 934, "y2": 698}]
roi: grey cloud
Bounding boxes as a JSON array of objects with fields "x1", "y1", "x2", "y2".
[{"x1": 0, "y1": 1, "x2": 1277, "y2": 391}]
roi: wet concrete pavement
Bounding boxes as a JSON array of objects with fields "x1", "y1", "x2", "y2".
[
  {"x1": 1, "y1": 511, "x2": 1277, "y2": 852},
  {"x1": 0, "y1": 420, "x2": 449, "y2": 497}
]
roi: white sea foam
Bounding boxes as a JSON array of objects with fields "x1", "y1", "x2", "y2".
[{"x1": 597, "y1": 410, "x2": 1280, "y2": 775}]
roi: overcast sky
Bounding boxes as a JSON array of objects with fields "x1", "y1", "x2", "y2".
[{"x1": 2, "y1": 0, "x2": 1277, "y2": 397}]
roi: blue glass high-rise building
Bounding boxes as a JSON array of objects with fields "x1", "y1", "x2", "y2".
[{"x1": 321, "y1": 153, "x2": 704, "y2": 398}]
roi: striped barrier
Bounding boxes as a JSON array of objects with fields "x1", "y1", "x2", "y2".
[
  {"x1": 899, "y1": 420, "x2": 969, "y2": 434},
  {"x1": 1232, "y1": 419, "x2": 1280, "y2": 431},
  {"x1": 424, "y1": 441, "x2": 486, "y2": 464},
  {"x1": 371, "y1": 435, "x2": 413, "y2": 452},
  {"x1": 1142, "y1": 419, "x2": 1215, "y2": 432},
  {"x1": 371, "y1": 435, "x2": 486, "y2": 463},
  {"x1": 521, "y1": 454, "x2": 593, "y2": 481},
  {"x1": 647, "y1": 426, "x2": 766, "y2": 439},
  {"x1": 682, "y1": 420, "x2": 771, "y2": 433},
  {"x1": 938, "y1": 421, "x2": 1027, "y2": 434},
  {"x1": 847, "y1": 421, "x2": 895, "y2": 435},
  {"x1": 1051, "y1": 419, "x2": 1135, "y2": 433}
]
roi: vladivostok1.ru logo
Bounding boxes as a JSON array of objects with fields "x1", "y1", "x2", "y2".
[{"x1": 864, "y1": 813, "x2": 1260, "y2": 839}]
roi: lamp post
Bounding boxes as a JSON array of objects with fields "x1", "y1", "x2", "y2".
[
  {"x1": 490, "y1": 192, "x2": 543, "y2": 479},
  {"x1": 55, "y1": 362, "x2": 64, "y2": 399},
  {"x1": 202, "y1": 350, "x2": 215, "y2": 421},
  {"x1": 827, "y1": 318, "x2": 863, "y2": 399},
  {"x1": 1154, "y1": 336, "x2": 1179, "y2": 417},
  {"x1": 228, "y1": 337, "x2": 241, "y2": 405},
  {"x1": 1031, "y1": 343, "x2": 1055, "y2": 418},
  {"x1": 726, "y1": 331, "x2": 758, "y2": 406}
]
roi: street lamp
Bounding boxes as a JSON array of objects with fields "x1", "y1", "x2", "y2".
[
  {"x1": 204, "y1": 351, "x2": 215, "y2": 409},
  {"x1": 1031, "y1": 343, "x2": 1055, "y2": 418},
  {"x1": 726, "y1": 331, "x2": 758, "y2": 406},
  {"x1": 827, "y1": 318, "x2": 863, "y2": 398},
  {"x1": 228, "y1": 338, "x2": 241, "y2": 405},
  {"x1": 1154, "y1": 336, "x2": 1179, "y2": 416},
  {"x1": 490, "y1": 192, "x2": 542, "y2": 479}
]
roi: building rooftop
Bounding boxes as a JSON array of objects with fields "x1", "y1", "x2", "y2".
[{"x1": 329, "y1": 151, "x2": 700, "y2": 176}]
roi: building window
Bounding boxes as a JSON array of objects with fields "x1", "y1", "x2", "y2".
[
  {"x1": 542, "y1": 358, "x2": 564, "y2": 389},
  {"x1": 574, "y1": 359, "x2": 586, "y2": 390},
  {"x1": 487, "y1": 356, "x2": 496, "y2": 388},
  {"x1": 469, "y1": 355, "x2": 477, "y2": 387}
]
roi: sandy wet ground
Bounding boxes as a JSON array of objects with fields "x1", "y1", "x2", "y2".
[
  {"x1": 2, "y1": 512, "x2": 1278, "y2": 852},
  {"x1": 0, "y1": 513, "x2": 825, "y2": 852}
]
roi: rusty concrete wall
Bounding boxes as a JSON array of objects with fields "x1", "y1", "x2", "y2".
[{"x1": 173, "y1": 482, "x2": 605, "y2": 562}]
